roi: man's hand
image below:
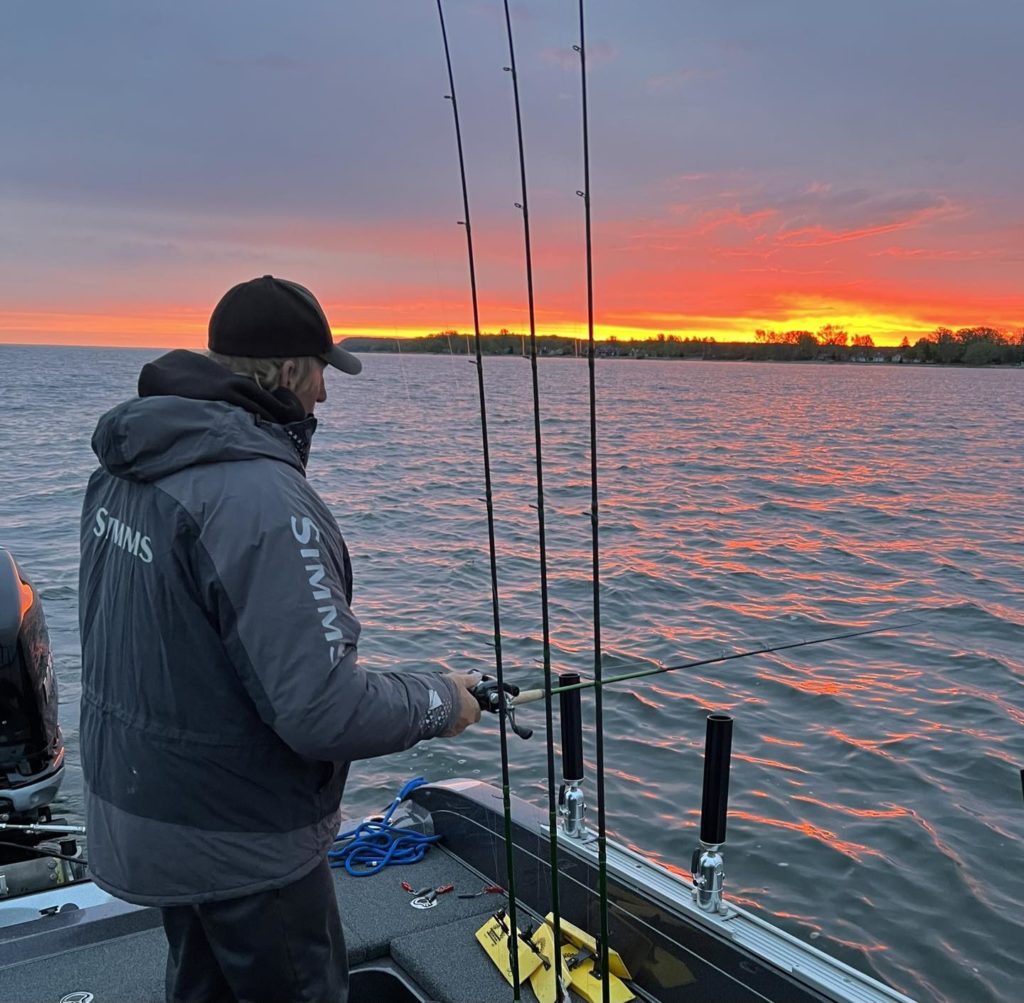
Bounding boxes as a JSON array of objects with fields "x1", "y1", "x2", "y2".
[{"x1": 441, "y1": 672, "x2": 483, "y2": 737}]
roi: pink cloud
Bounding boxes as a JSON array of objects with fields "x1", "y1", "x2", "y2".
[
  {"x1": 540, "y1": 40, "x2": 616, "y2": 71},
  {"x1": 645, "y1": 67, "x2": 710, "y2": 95}
]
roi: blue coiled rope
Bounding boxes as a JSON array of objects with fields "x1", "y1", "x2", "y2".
[{"x1": 327, "y1": 777, "x2": 440, "y2": 877}]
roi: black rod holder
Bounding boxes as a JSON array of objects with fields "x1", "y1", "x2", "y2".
[
  {"x1": 559, "y1": 672, "x2": 584, "y2": 782},
  {"x1": 699, "y1": 713, "x2": 733, "y2": 846}
]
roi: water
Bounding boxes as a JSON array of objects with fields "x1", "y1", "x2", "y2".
[{"x1": 1, "y1": 345, "x2": 1021, "y2": 1003}]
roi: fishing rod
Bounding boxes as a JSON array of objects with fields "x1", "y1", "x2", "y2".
[
  {"x1": 574, "y1": 4, "x2": 611, "y2": 1000},
  {"x1": 0, "y1": 821, "x2": 86, "y2": 836},
  {"x1": 499, "y1": 0, "x2": 566, "y2": 986},
  {"x1": 434, "y1": 1, "x2": 522, "y2": 995},
  {"x1": 471, "y1": 621, "x2": 919, "y2": 713}
]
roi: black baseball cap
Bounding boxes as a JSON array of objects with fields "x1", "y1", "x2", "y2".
[{"x1": 209, "y1": 275, "x2": 362, "y2": 375}]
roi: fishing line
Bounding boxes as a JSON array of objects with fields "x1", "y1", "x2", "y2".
[
  {"x1": 444, "y1": 330, "x2": 459, "y2": 375},
  {"x1": 434, "y1": 2, "x2": 522, "y2": 995},
  {"x1": 575, "y1": 4, "x2": 611, "y2": 1001},
  {"x1": 393, "y1": 332, "x2": 414, "y2": 410},
  {"x1": 508, "y1": 621, "x2": 921, "y2": 705},
  {"x1": 500, "y1": 0, "x2": 564, "y2": 990}
]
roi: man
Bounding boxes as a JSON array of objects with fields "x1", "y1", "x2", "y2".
[{"x1": 78, "y1": 275, "x2": 481, "y2": 1003}]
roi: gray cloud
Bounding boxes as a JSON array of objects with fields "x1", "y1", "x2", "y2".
[{"x1": 1, "y1": 0, "x2": 1021, "y2": 312}]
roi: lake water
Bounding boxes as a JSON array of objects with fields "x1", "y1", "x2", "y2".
[{"x1": 1, "y1": 345, "x2": 1021, "y2": 1003}]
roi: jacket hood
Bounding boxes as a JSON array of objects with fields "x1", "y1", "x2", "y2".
[
  {"x1": 138, "y1": 349, "x2": 309, "y2": 424},
  {"x1": 92, "y1": 351, "x2": 309, "y2": 482}
]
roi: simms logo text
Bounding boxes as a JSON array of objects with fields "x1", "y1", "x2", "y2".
[
  {"x1": 291, "y1": 515, "x2": 344, "y2": 659},
  {"x1": 93, "y1": 507, "x2": 153, "y2": 563}
]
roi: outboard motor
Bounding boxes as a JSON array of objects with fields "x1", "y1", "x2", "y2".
[{"x1": 0, "y1": 549, "x2": 64, "y2": 826}]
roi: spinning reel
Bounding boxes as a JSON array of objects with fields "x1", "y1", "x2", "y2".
[{"x1": 470, "y1": 676, "x2": 533, "y2": 740}]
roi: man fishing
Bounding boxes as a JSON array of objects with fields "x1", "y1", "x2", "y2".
[{"x1": 78, "y1": 275, "x2": 481, "y2": 1003}]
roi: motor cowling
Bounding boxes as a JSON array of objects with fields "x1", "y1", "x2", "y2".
[{"x1": 0, "y1": 549, "x2": 64, "y2": 821}]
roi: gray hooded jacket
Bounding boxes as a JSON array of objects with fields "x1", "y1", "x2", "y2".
[{"x1": 79, "y1": 351, "x2": 460, "y2": 905}]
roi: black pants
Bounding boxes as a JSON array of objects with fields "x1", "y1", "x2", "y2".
[{"x1": 161, "y1": 859, "x2": 348, "y2": 1003}]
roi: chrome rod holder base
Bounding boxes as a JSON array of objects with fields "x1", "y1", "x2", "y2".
[
  {"x1": 691, "y1": 842, "x2": 725, "y2": 913},
  {"x1": 558, "y1": 781, "x2": 587, "y2": 839}
]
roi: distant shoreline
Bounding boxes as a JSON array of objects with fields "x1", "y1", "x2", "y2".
[
  {"x1": 345, "y1": 329, "x2": 1024, "y2": 367},
  {"x1": 353, "y1": 351, "x2": 1024, "y2": 368},
  {"x1": 3, "y1": 338, "x2": 1021, "y2": 369}
]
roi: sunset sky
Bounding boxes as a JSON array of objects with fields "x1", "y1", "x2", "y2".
[{"x1": 1, "y1": 0, "x2": 1021, "y2": 349}]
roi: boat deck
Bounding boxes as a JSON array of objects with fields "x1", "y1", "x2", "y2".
[
  {"x1": 0, "y1": 846, "x2": 536, "y2": 1003},
  {"x1": 0, "y1": 781, "x2": 915, "y2": 1003},
  {"x1": 343, "y1": 843, "x2": 539, "y2": 1001}
]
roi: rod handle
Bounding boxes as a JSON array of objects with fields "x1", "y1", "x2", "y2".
[
  {"x1": 700, "y1": 713, "x2": 733, "y2": 846},
  {"x1": 511, "y1": 687, "x2": 545, "y2": 706}
]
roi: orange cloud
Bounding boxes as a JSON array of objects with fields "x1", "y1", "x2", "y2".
[{"x1": 1, "y1": 182, "x2": 1020, "y2": 349}]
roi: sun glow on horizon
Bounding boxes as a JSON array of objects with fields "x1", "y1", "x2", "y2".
[{"x1": 1, "y1": 303, "x2": 1019, "y2": 351}]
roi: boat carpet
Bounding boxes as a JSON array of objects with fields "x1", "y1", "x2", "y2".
[
  {"x1": 334, "y1": 843, "x2": 502, "y2": 966},
  {"x1": 391, "y1": 912, "x2": 545, "y2": 1003},
  {"x1": 0, "y1": 925, "x2": 167, "y2": 1003}
]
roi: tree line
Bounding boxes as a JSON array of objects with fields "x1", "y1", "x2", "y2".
[
  {"x1": 341, "y1": 324, "x2": 1024, "y2": 365},
  {"x1": 751, "y1": 324, "x2": 1023, "y2": 365}
]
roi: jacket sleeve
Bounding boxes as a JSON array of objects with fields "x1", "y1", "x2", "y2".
[{"x1": 196, "y1": 488, "x2": 462, "y2": 763}]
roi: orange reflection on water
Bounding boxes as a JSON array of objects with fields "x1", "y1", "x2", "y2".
[
  {"x1": 730, "y1": 809, "x2": 882, "y2": 862},
  {"x1": 761, "y1": 735, "x2": 806, "y2": 748},
  {"x1": 766, "y1": 896, "x2": 893, "y2": 953},
  {"x1": 916, "y1": 716, "x2": 1008, "y2": 744},
  {"x1": 642, "y1": 735, "x2": 697, "y2": 753},
  {"x1": 928, "y1": 686, "x2": 1024, "y2": 727},
  {"x1": 773, "y1": 910, "x2": 815, "y2": 921},
  {"x1": 733, "y1": 752, "x2": 809, "y2": 774},
  {"x1": 759, "y1": 669, "x2": 916, "y2": 701},
  {"x1": 607, "y1": 766, "x2": 653, "y2": 788},
  {"x1": 724, "y1": 536, "x2": 824, "y2": 554},
  {"x1": 626, "y1": 844, "x2": 691, "y2": 881},
  {"x1": 647, "y1": 682, "x2": 741, "y2": 712},
  {"x1": 828, "y1": 934, "x2": 890, "y2": 954},
  {"x1": 791, "y1": 794, "x2": 910, "y2": 820},
  {"x1": 760, "y1": 673, "x2": 855, "y2": 697},
  {"x1": 627, "y1": 688, "x2": 666, "y2": 712},
  {"x1": 688, "y1": 552, "x2": 765, "y2": 576},
  {"x1": 825, "y1": 727, "x2": 919, "y2": 756},
  {"x1": 723, "y1": 892, "x2": 763, "y2": 910}
]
